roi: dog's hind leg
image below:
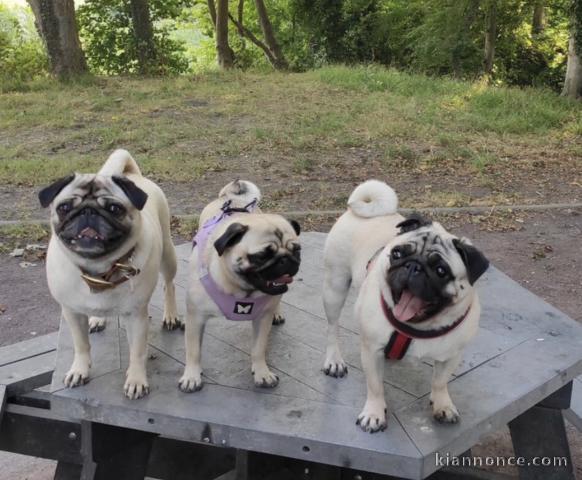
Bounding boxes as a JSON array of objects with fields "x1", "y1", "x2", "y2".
[
  {"x1": 160, "y1": 233, "x2": 181, "y2": 331},
  {"x1": 322, "y1": 265, "x2": 351, "y2": 377}
]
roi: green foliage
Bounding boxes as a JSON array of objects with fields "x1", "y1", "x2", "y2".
[
  {"x1": 289, "y1": 0, "x2": 391, "y2": 66},
  {"x1": 0, "y1": 4, "x2": 48, "y2": 92},
  {"x1": 572, "y1": 0, "x2": 582, "y2": 54},
  {"x1": 77, "y1": 0, "x2": 193, "y2": 74}
]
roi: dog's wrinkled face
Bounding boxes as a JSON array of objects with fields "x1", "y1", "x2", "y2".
[
  {"x1": 214, "y1": 215, "x2": 301, "y2": 295},
  {"x1": 38, "y1": 173, "x2": 148, "y2": 259},
  {"x1": 385, "y1": 214, "x2": 489, "y2": 324}
]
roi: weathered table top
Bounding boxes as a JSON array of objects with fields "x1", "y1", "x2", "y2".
[{"x1": 50, "y1": 233, "x2": 582, "y2": 480}]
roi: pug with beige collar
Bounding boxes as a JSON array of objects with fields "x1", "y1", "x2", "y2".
[
  {"x1": 39, "y1": 149, "x2": 179, "y2": 399},
  {"x1": 322, "y1": 180, "x2": 489, "y2": 431},
  {"x1": 179, "y1": 180, "x2": 301, "y2": 392}
]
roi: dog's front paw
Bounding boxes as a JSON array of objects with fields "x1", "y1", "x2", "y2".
[
  {"x1": 252, "y1": 365, "x2": 279, "y2": 388},
  {"x1": 433, "y1": 402, "x2": 460, "y2": 424},
  {"x1": 356, "y1": 403, "x2": 387, "y2": 433},
  {"x1": 124, "y1": 370, "x2": 149, "y2": 399},
  {"x1": 179, "y1": 367, "x2": 203, "y2": 392},
  {"x1": 88, "y1": 316, "x2": 106, "y2": 333},
  {"x1": 272, "y1": 313, "x2": 285, "y2": 326},
  {"x1": 323, "y1": 348, "x2": 348, "y2": 378},
  {"x1": 64, "y1": 356, "x2": 90, "y2": 387},
  {"x1": 162, "y1": 314, "x2": 182, "y2": 331},
  {"x1": 64, "y1": 366, "x2": 90, "y2": 388}
]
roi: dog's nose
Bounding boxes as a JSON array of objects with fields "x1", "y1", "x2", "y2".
[
  {"x1": 405, "y1": 261, "x2": 423, "y2": 276},
  {"x1": 80, "y1": 207, "x2": 97, "y2": 216}
]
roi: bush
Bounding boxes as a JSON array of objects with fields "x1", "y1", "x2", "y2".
[
  {"x1": 77, "y1": 0, "x2": 192, "y2": 75},
  {"x1": 0, "y1": 5, "x2": 48, "y2": 91}
]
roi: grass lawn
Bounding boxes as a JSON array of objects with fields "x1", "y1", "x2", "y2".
[{"x1": 1, "y1": 65, "x2": 581, "y2": 212}]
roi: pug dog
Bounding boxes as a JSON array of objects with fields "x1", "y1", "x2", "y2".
[
  {"x1": 322, "y1": 180, "x2": 489, "y2": 431},
  {"x1": 179, "y1": 180, "x2": 301, "y2": 392},
  {"x1": 39, "y1": 149, "x2": 179, "y2": 399}
]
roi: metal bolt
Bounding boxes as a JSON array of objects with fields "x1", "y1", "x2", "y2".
[
  {"x1": 203, "y1": 437, "x2": 210, "y2": 443},
  {"x1": 304, "y1": 467, "x2": 310, "y2": 475},
  {"x1": 221, "y1": 439, "x2": 227, "y2": 446},
  {"x1": 68, "y1": 432, "x2": 77, "y2": 441},
  {"x1": 354, "y1": 475, "x2": 363, "y2": 480}
]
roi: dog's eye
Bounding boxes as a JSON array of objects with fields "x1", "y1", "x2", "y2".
[
  {"x1": 57, "y1": 202, "x2": 72, "y2": 215},
  {"x1": 436, "y1": 265, "x2": 447, "y2": 278},
  {"x1": 107, "y1": 203, "x2": 125, "y2": 216},
  {"x1": 391, "y1": 248, "x2": 403, "y2": 260}
]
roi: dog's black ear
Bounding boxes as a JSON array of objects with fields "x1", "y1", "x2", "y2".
[
  {"x1": 112, "y1": 175, "x2": 148, "y2": 210},
  {"x1": 453, "y1": 239, "x2": 490, "y2": 285},
  {"x1": 38, "y1": 174, "x2": 75, "y2": 208},
  {"x1": 287, "y1": 219, "x2": 300, "y2": 236},
  {"x1": 396, "y1": 213, "x2": 432, "y2": 235},
  {"x1": 214, "y1": 222, "x2": 249, "y2": 256}
]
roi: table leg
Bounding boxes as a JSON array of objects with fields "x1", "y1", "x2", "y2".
[
  {"x1": 80, "y1": 421, "x2": 157, "y2": 480},
  {"x1": 508, "y1": 381, "x2": 574, "y2": 480},
  {"x1": 54, "y1": 461, "x2": 82, "y2": 480}
]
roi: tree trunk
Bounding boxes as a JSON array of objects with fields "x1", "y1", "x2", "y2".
[
  {"x1": 483, "y1": 0, "x2": 497, "y2": 75},
  {"x1": 562, "y1": 35, "x2": 582, "y2": 99},
  {"x1": 129, "y1": 0, "x2": 156, "y2": 74},
  {"x1": 532, "y1": 1, "x2": 545, "y2": 35},
  {"x1": 27, "y1": 0, "x2": 87, "y2": 79},
  {"x1": 216, "y1": 0, "x2": 235, "y2": 68},
  {"x1": 254, "y1": 0, "x2": 288, "y2": 69},
  {"x1": 207, "y1": 0, "x2": 217, "y2": 27}
]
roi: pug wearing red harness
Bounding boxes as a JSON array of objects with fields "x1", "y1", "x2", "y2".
[{"x1": 322, "y1": 180, "x2": 489, "y2": 432}]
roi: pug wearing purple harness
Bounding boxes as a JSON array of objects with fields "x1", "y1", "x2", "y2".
[{"x1": 179, "y1": 180, "x2": 301, "y2": 392}]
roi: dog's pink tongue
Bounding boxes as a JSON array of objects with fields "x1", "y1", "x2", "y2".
[
  {"x1": 80, "y1": 227, "x2": 99, "y2": 238},
  {"x1": 273, "y1": 274, "x2": 294, "y2": 285},
  {"x1": 393, "y1": 290, "x2": 426, "y2": 322}
]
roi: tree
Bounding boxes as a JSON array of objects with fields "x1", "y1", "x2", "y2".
[
  {"x1": 483, "y1": 0, "x2": 498, "y2": 75},
  {"x1": 129, "y1": 0, "x2": 156, "y2": 73},
  {"x1": 254, "y1": 0, "x2": 288, "y2": 69},
  {"x1": 227, "y1": 0, "x2": 288, "y2": 69},
  {"x1": 215, "y1": 0, "x2": 235, "y2": 68},
  {"x1": 532, "y1": 1, "x2": 545, "y2": 35},
  {"x1": 562, "y1": 1, "x2": 582, "y2": 99},
  {"x1": 27, "y1": 0, "x2": 87, "y2": 78},
  {"x1": 562, "y1": 35, "x2": 582, "y2": 99}
]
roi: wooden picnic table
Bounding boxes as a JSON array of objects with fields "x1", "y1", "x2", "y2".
[{"x1": 1, "y1": 232, "x2": 581, "y2": 480}]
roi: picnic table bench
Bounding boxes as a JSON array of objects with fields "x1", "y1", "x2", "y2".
[{"x1": 1, "y1": 232, "x2": 581, "y2": 480}]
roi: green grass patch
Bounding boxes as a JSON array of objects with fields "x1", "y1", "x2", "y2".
[
  {"x1": 0, "y1": 66, "x2": 579, "y2": 186},
  {"x1": 0, "y1": 223, "x2": 50, "y2": 253}
]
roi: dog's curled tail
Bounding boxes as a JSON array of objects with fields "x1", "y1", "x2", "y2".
[
  {"x1": 219, "y1": 180, "x2": 262, "y2": 205},
  {"x1": 348, "y1": 180, "x2": 398, "y2": 218},
  {"x1": 99, "y1": 149, "x2": 142, "y2": 177}
]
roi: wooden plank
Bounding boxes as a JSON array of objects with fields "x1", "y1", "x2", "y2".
[
  {"x1": 51, "y1": 347, "x2": 424, "y2": 480},
  {"x1": 0, "y1": 351, "x2": 55, "y2": 395},
  {"x1": 393, "y1": 335, "x2": 582, "y2": 478},
  {"x1": 0, "y1": 332, "x2": 58, "y2": 367},
  {"x1": 0, "y1": 385, "x2": 6, "y2": 423},
  {"x1": 51, "y1": 317, "x2": 122, "y2": 394},
  {"x1": 564, "y1": 377, "x2": 582, "y2": 431}
]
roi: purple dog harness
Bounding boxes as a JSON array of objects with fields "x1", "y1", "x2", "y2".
[{"x1": 192, "y1": 199, "x2": 273, "y2": 321}]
